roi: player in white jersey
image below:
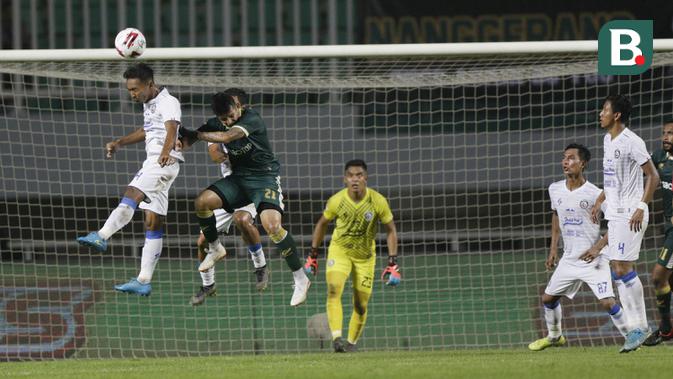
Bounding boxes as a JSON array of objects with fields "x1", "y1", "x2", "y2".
[
  {"x1": 529, "y1": 144, "x2": 630, "y2": 352},
  {"x1": 189, "y1": 88, "x2": 270, "y2": 306},
  {"x1": 77, "y1": 63, "x2": 182, "y2": 296},
  {"x1": 590, "y1": 95, "x2": 660, "y2": 352}
]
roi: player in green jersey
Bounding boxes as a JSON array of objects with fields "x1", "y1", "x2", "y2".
[
  {"x1": 644, "y1": 121, "x2": 673, "y2": 345},
  {"x1": 181, "y1": 93, "x2": 310, "y2": 307}
]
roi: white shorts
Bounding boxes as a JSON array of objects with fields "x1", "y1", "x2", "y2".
[
  {"x1": 213, "y1": 203, "x2": 257, "y2": 234},
  {"x1": 606, "y1": 219, "x2": 647, "y2": 262},
  {"x1": 128, "y1": 158, "x2": 180, "y2": 216},
  {"x1": 545, "y1": 254, "x2": 614, "y2": 300}
]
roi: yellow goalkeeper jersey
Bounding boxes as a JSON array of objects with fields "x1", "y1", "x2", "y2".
[{"x1": 323, "y1": 188, "x2": 394, "y2": 259}]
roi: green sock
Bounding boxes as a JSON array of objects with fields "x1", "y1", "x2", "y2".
[
  {"x1": 274, "y1": 232, "x2": 302, "y2": 271},
  {"x1": 197, "y1": 213, "x2": 219, "y2": 243},
  {"x1": 656, "y1": 286, "x2": 672, "y2": 332}
]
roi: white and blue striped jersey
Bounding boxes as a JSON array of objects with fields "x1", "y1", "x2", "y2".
[
  {"x1": 143, "y1": 87, "x2": 183, "y2": 162},
  {"x1": 549, "y1": 180, "x2": 602, "y2": 264},
  {"x1": 602, "y1": 128, "x2": 650, "y2": 220}
]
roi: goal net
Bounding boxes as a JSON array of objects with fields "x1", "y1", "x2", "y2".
[{"x1": 2, "y1": 44, "x2": 673, "y2": 359}]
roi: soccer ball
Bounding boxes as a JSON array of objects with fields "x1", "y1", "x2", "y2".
[{"x1": 114, "y1": 28, "x2": 146, "y2": 58}]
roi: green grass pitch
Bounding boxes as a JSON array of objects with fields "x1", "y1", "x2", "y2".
[{"x1": 5, "y1": 347, "x2": 673, "y2": 379}]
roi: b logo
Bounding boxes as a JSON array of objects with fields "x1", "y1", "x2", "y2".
[{"x1": 598, "y1": 20, "x2": 653, "y2": 75}]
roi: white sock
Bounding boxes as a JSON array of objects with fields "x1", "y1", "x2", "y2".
[
  {"x1": 248, "y1": 243, "x2": 266, "y2": 269},
  {"x1": 609, "y1": 304, "x2": 629, "y2": 337},
  {"x1": 544, "y1": 302, "x2": 562, "y2": 339},
  {"x1": 618, "y1": 273, "x2": 648, "y2": 331},
  {"x1": 200, "y1": 268, "x2": 215, "y2": 287},
  {"x1": 98, "y1": 198, "x2": 137, "y2": 240},
  {"x1": 293, "y1": 267, "x2": 308, "y2": 283},
  {"x1": 137, "y1": 232, "x2": 163, "y2": 284}
]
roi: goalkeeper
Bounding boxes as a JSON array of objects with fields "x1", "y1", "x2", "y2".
[{"x1": 305, "y1": 159, "x2": 399, "y2": 353}]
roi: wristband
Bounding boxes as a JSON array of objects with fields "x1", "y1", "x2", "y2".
[
  {"x1": 637, "y1": 201, "x2": 648, "y2": 211},
  {"x1": 388, "y1": 255, "x2": 397, "y2": 265}
]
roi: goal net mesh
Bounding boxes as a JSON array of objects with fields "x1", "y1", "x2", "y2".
[{"x1": 2, "y1": 51, "x2": 673, "y2": 359}]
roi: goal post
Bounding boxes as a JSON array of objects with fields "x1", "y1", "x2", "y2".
[{"x1": 2, "y1": 41, "x2": 673, "y2": 359}]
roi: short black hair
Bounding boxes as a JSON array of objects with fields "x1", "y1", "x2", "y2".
[
  {"x1": 123, "y1": 63, "x2": 154, "y2": 83},
  {"x1": 224, "y1": 88, "x2": 248, "y2": 105},
  {"x1": 345, "y1": 159, "x2": 367, "y2": 171},
  {"x1": 565, "y1": 143, "x2": 591, "y2": 164},
  {"x1": 211, "y1": 92, "x2": 237, "y2": 116},
  {"x1": 604, "y1": 95, "x2": 632, "y2": 123}
]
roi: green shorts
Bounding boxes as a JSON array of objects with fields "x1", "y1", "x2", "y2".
[
  {"x1": 657, "y1": 223, "x2": 673, "y2": 269},
  {"x1": 208, "y1": 174, "x2": 284, "y2": 214}
]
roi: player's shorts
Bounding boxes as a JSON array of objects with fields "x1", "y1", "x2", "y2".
[
  {"x1": 606, "y1": 218, "x2": 648, "y2": 262},
  {"x1": 208, "y1": 174, "x2": 284, "y2": 214},
  {"x1": 325, "y1": 244, "x2": 376, "y2": 295},
  {"x1": 128, "y1": 157, "x2": 179, "y2": 216},
  {"x1": 213, "y1": 203, "x2": 258, "y2": 234},
  {"x1": 544, "y1": 253, "x2": 614, "y2": 300},
  {"x1": 656, "y1": 223, "x2": 673, "y2": 269}
]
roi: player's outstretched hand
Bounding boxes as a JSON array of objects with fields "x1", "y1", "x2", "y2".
[
  {"x1": 381, "y1": 257, "x2": 401, "y2": 286},
  {"x1": 304, "y1": 247, "x2": 319, "y2": 276},
  {"x1": 105, "y1": 140, "x2": 120, "y2": 159}
]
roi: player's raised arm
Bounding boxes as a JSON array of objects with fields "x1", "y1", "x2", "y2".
[
  {"x1": 197, "y1": 127, "x2": 246, "y2": 144},
  {"x1": 106, "y1": 127, "x2": 145, "y2": 159},
  {"x1": 546, "y1": 211, "x2": 560, "y2": 271}
]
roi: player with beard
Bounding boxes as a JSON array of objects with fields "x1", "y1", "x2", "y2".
[{"x1": 644, "y1": 121, "x2": 673, "y2": 345}]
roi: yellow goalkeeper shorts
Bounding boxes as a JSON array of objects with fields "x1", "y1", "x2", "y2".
[{"x1": 326, "y1": 244, "x2": 376, "y2": 294}]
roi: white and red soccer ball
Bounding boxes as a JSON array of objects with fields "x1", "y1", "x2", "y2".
[{"x1": 114, "y1": 28, "x2": 146, "y2": 58}]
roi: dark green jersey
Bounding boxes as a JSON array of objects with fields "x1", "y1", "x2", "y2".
[
  {"x1": 652, "y1": 148, "x2": 673, "y2": 222},
  {"x1": 203, "y1": 108, "x2": 280, "y2": 176}
]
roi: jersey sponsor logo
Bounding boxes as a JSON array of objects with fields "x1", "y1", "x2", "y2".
[
  {"x1": 603, "y1": 165, "x2": 616, "y2": 175},
  {"x1": 580, "y1": 200, "x2": 590, "y2": 209},
  {"x1": 562, "y1": 216, "x2": 583, "y2": 226},
  {"x1": 229, "y1": 143, "x2": 253, "y2": 156},
  {"x1": 662, "y1": 181, "x2": 673, "y2": 191}
]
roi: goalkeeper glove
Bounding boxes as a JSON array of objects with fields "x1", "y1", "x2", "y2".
[
  {"x1": 304, "y1": 247, "x2": 319, "y2": 276},
  {"x1": 381, "y1": 256, "x2": 401, "y2": 286}
]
